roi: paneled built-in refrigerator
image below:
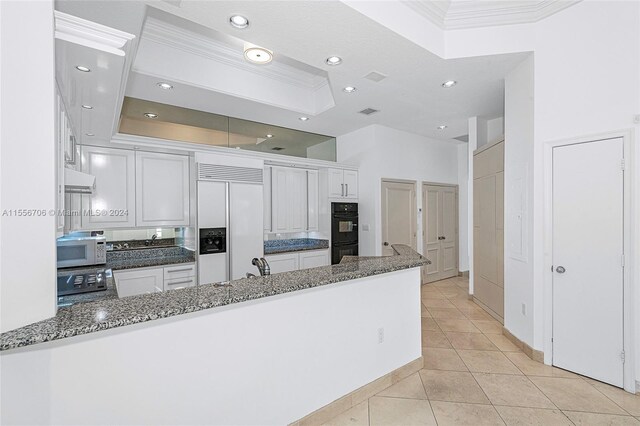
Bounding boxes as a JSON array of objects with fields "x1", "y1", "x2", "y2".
[{"x1": 196, "y1": 154, "x2": 264, "y2": 284}]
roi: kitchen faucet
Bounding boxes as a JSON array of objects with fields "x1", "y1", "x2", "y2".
[
  {"x1": 252, "y1": 257, "x2": 271, "y2": 276},
  {"x1": 145, "y1": 234, "x2": 158, "y2": 246}
]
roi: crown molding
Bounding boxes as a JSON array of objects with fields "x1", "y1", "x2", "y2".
[
  {"x1": 402, "y1": 0, "x2": 581, "y2": 30},
  {"x1": 54, "y1": 11, "x2": 135, "y2": 56},
  {"x1": 138, "y1": 18, "x2": 328, "y2": 90}
]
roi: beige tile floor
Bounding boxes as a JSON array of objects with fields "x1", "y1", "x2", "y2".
[{"x1": 323, "y1": 276, "x2": 640, "y2": 425}]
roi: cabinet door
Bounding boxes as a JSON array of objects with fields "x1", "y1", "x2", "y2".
[
  {"x1": 299, "y1": 249, "x2": 329, "y2": 270},
  {"x1": 81, "y1": 146, "x2": 136, "y2": 229},
  {"x1": 328, "y1": 168, "x2": 344, "y2": 198},
  {"x1": 114, "y1": 267, "x2": 164, "y2": 298},
  {"x1": 265, "y1": 253, "x2": 299, "y2": 274},
  {"x1": 164, "y1": 276, "x2": 196, "y2": 292},
  {"x1": 271, "y1": 167, "x2": 289, "y2": 232},
  {"x1": 136, "y1": 152, "x2": 189, "y2": 227},
  {"x1": 307, "y1": 170, "x2": 319, "y2": 231},
  {"x1": 55, "y1": 94, "x2": 65, "y2": 236},
  {"x1": 343, "y1": 170, "x2": 358, "y2": 199},
  {"x1": 263, "y1": 166, "x2": 272, "y2": 232},
  {"x1": 287, "y1": 168, "x2": 307, "y2": 232}
]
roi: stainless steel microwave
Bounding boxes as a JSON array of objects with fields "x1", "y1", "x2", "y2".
[{"x1": 57, "y1": 233, "x2": 107, "y2": 268}]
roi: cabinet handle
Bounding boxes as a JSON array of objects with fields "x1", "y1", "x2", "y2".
[
  {"x1": 341, "y1": 183, "x2": 344, "y2": 197},
  {"x1": 167, "y1": 279, "x2": 193, "y2": 285},
  {"x1": 345, "y1": 183, "x2": 348, "y2": 197},
  {"x1": 66, "y1": 134, "x2": 77, "y2": 165},
  {"x1": 166, "y1": 267, "x2": 193, "y2": 273}
]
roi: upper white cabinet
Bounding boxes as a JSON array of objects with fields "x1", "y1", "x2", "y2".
[
  {"x1": 307, "y1": 170, "x2": 319, "y2": 231},
  {"x1": 328, "y1": 168, "x2": 358, "y2": 199},
  {"x1": 136, "y1": 152, "x2": 190, "y2": 227},
  {"x1": 80, "y1": 147, "x2": 190, "y2": 230},
  {"x1": 81, "y1": 146, "x2": 136, "y2": 229},
  {"x1": 270, "y1": 166, "x2": 309, "y2": 233}
]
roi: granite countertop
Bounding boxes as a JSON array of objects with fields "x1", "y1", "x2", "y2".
[
  {"x1": 264, "y1": 238, "x2": 329, "y2": 255},
  {"x1": 0, "y1": 245, "x2": 429, "y2": 351},
  {"x1": 106, "y1": 246, "x2": 196, "y2": 271}
]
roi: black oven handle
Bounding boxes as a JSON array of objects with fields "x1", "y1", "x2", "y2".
[
  {"x1": 332, "y1": 241, "x2": 358, "y2": 247},
  {"x1": 333, "y1": 213, "x2": 359, "y2": 219}
]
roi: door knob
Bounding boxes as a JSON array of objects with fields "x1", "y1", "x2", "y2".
[
  {"x1": 383, "y1": 242, "x2": 389, "y2": 246},
  {"x1": 555, "y1": 266, "x2": 566, "y2": 274}
]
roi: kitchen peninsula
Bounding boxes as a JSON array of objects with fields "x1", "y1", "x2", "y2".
[{"x1": 1, "y1": 245, "x2": 428, "y2": 425}]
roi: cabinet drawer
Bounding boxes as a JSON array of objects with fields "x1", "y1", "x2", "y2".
[
  {"x1": 163, "y1": 264, "x2": 196, "y2": 280},
  {"x1": 164, "y1": 276, "x2": 196, "y2": 291}
]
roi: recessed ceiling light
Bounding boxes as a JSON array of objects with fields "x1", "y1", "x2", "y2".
[
  {"x1": 85, "y1": 133, "x2": 95, "y2": 136},
  {"x1": 81, "y1": 105, "x2": 93, "y2": 109},
  {"x1": 144, "y1": 113, "x2": 158, "y2": 119},
  {"x1": 266, "y1": 134, "x2": 274, "y2": 138},
  {"x1": 442, "y1": 80, "x2": 457, "y2": 88},
  {"x1": 343, "y1": 86, "x2": 357, "y2": 93},
  {"x1": 229, "y1": 15, "x2": 249, "y2": 29},
  {"x1": 157, "y1": 82, "x2": 173, "y2": 90},
  {"x1": 437, "y1": 125, "x2": 447, "y2": 130},
  {"x1": 244, "y1": 43, "x2": 273, "y2": 64},
  {"x1": 75, "y1": 65, "x2": 90, "y2": 72},
  {"x1": 299, "y1": 117, "x2": 309, "y2": 121},
  {"x1": 325, "y1": 56, "x2": 342, "y2": 66}
]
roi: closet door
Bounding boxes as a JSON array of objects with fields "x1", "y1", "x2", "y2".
[
  {"x1": 473, "y1": 142, "x2": 504, "y2": 321},
  {"x1": 423, "y1": 184, "x2": 458, "y2": 283}
]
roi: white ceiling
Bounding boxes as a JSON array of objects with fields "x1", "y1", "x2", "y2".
[
  {"x1": 57, "y1": 0, "x2": 532, "y2": 142},
  {"x1": 402, "y1": 0, "x2": 580, "y2": 29}
]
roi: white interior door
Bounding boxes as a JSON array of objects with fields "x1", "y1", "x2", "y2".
[
  {"x1": 229, "y1": 182, "x2": 264, "y2": 280},
  {"x1": 552, "y1": 137, "x2": 624, "y2": 387},
  {"x1": 423, "y1": 184, "x2": 458, "y2": 283},
  {"x1": 381, "y1": 180, "x2": 416, "y2": 256}
]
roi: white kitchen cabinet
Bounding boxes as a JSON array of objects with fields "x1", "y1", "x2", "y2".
[
  {"x1": 343, "y1": 170, "x2": 358, "y2": 199},
  {"x1": 266, "y1": 249, "x2": 329, "y2": 274},
  {"x1": 164, "y1": 276, "x2": 197, "y2": 291},
  {"x1": 288, "y1": 168, "x2": 307, "y2": 232},
  {"x1": 307, "y1": 170, "x2": 319, "y2": 231},
  {"x1": 328, "y1": 168, "x2": 358, "y2": 199},
  {"x1": 299, "y1": 249, "x2": 329, "y2": 269},
  {"x1": 135, "y1": 151, "x2": 190, "y2": 227},
  {"x1": 265, "y1": 252, "x2": 299, "y2": 274},
  {"x1": 163, "y1": 263, "x2": 197, "y2": 281},
  {"x1": 114, "y1": 263, "x2": 196, "y2": 297},
  {"x1": 270, "y1": 166, "x2": 308, "y2": 233},
  {"x1": 81, "y1": 146, "x2": 136, "y2": 229},
  {"x1": 114, "y1": 267, "x2": 164, "y2": 298},
  {"x1": 55, "y1": 93, "x2": 65, "y2": 236},
  {"x1": 263, "y1": 166, "x2": 272, "y2": 232}
]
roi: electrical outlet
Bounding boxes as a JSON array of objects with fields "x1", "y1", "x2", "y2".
[
  {"x1": 378, "y1": 327, "x2": 384, "y2": 344},
  {"x1": 521, "y1": 303, "x2": 526, "y2": 315}
]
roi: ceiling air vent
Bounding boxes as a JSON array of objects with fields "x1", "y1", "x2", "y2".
[
  {"x1": 364, "y1": 71, "x2": 387, "y2": 82},
  {"x1": 271, "y1": 147, "x2": 285, "y2": 151},
  {"x1": 358, "y1": 108, "x2": 380, "y2": 116}
]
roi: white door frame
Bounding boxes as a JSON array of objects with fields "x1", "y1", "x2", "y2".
[{"x1": 543, "y1": 129, "x2": 635, "y2": 392}]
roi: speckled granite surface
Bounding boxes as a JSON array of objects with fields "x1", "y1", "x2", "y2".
[
  {"x1": 0, "y1": 245, "x2": 428, "y2": 351},
  {"x1": 106, "y1": 247, "x2": 195, "y2": 270},
  {"x1": 264, "y1": 238, "x2": 329, "y2": 255}
]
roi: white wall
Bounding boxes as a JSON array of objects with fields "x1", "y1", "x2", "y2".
[
  {"x1": 0, "y1": 0, "x2": 57, "y2": 332},
  {"x1": 457, "y1": 144, "x2": 469, "y2": 272},
  {"x1": 337, "y1": 125, "x2": 460, "y2": 259},
  {"x1": 504, "y1": 54, "x2": 535, "y2": 346},
  {"x1": 1, "y1": 268, "x2": 421, "y2": 425},
  {"x1": 487, "y1": 117, "x2": 504, "y2": 145}
]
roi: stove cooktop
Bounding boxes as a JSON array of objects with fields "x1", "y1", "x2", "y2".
[{"x1": 57, "y1": 269, "x2": 108, "y2": 296}]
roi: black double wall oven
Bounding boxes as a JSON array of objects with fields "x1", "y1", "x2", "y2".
[{"x1": 331, "y1": 202, "x2": 358, "y2": 264}]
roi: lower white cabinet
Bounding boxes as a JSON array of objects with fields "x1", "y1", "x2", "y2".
[
  {"x1": 265, "y1": 253, "x2": 299, "y2": 274},
  {"x1": 114, "y1": 263, "x2": 196, "y2": 297},
  {"x1": 299, "y1": 250, "x2": 330, "y2": 269},
  {"x1": 265, "y1": 249, "x2": 329, "y2": 274},
  {"x1": 114, "y1": 267, "x2": 164, "y2": 298}
]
